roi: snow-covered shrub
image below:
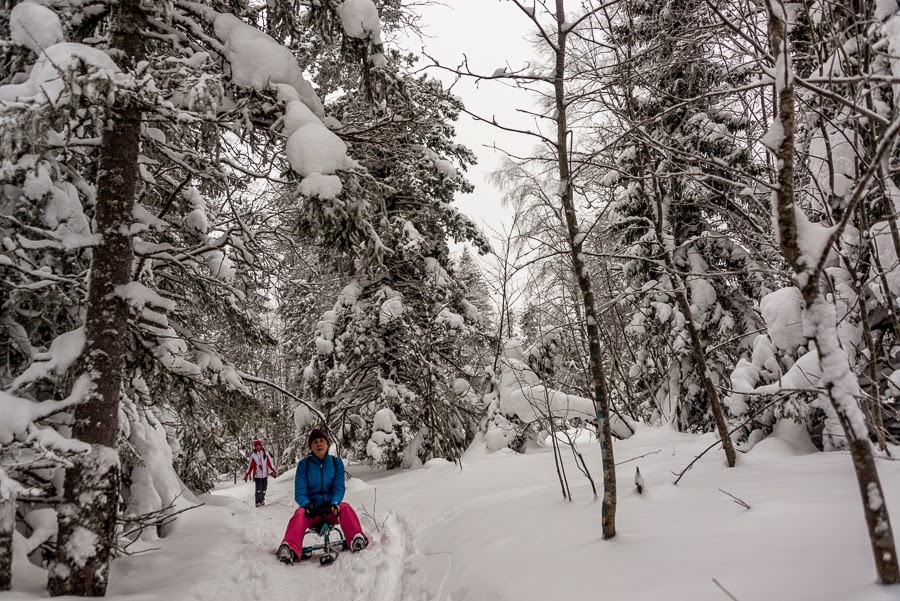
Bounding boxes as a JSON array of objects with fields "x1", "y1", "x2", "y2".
[
  {"x1": 482, "y1": 339, "x2": 634, "y2": 453},
  {"x1": 366, "y1": 408, "x2": 402, "y2": 467}
]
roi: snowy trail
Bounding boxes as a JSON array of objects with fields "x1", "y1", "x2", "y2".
[{"x1": 204, "y1": 477, "x2": 431, "y2": 601}]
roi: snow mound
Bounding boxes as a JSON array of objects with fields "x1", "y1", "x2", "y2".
[
  {"x1": 751, "y1": 419, "x2": 819, "y2": 456},
  {"x1": 282, "y1": 100, "x2": 320, "y2": 136},
  {"x1": 760, "y1": 286, "x2": 804, "y2": 354},
  {"x1": 300, "y1": 173, "x2": 343, "y2": 199}
]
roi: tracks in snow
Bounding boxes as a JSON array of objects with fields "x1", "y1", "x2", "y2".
[{"x1": 204, "y1": 498, "x2": 431, "y2": 601}]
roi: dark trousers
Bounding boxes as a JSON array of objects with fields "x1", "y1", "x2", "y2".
[{"x1": 255, "y1": 477, "x2": 268, "y2": 505}]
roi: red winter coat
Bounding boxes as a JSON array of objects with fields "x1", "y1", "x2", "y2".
[{"x1": 244, "y1": 450, "x2": 277, "y2": 480}]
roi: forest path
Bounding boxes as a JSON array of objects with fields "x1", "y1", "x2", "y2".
[{"x1": 207, "y1": 473, "x2": 431, "y2": 601}]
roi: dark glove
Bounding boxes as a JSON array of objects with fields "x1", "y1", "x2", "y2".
[
  {"x1": 304, "y1": 503, "x2": 315, "y2": 518},
  {"x1": 331, "y1": 504, "x2": 340, "y2": 516}
]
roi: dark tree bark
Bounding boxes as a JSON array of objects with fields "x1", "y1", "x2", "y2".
[
  {"x1": 552, "y1": 0, "x2": 617, "y2": 539},
  {"x1": 47, "y1": 0, "x2": 145, "y2": 596},
  {"x1": 644, "y1": 181, "x2": 735, "y2": 465},
  {"x1": 765, "y1": 0, "x2": 899, "y2": 585},
  {"x1": 660, "y1": 249, "x2": 737, "y2": 467},
  {"x1": 0, "y1": 480, "x2": 14, "y2": 591}
]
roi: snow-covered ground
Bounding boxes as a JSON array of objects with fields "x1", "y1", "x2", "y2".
[{"x1": 9, "y1": 425, "x2": 900, "y2": 600}]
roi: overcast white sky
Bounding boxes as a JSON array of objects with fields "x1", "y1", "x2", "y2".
[{"x1": 400, "y1": 1, "x2": 541, "y2": 239}]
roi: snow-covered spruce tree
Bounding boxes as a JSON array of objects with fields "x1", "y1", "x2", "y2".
[
  {"x1": 4, "y1": 0, "x2": 149, "y2": 593},
  {"x1": 579, "y1": 0, "x2": 772, "y2": 466},
  {"x1": 791, "y1": 0, "x2": 900, "y2": 451},
  {"x1": 0, "y1": 0, "x2": 391, "y2": 593},
  {"x1": 455, "y1": 247, "x2": 496, "y2": 328},
  {"x1": 299, "y1": 68, "x2": 490, "y2": 467},
  {"x1": 720, "y1": 0, "x2": 900, "y2": 452}
]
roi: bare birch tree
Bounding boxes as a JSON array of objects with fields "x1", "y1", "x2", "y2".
[{"x1": 431, "y1": 0, "x2": 620, "y2": 538}]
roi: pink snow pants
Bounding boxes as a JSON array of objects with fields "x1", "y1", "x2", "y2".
[{"x1": 281, "y1": 502, "x2": 367, "y2": 555}]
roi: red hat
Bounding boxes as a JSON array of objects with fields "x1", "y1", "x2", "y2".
[
  {"x1": 253, "y1": 439, "x2": 263, "y2": 447},
  {"x1": 307, "y1": 428, "x2": 329, "y2": 447}
]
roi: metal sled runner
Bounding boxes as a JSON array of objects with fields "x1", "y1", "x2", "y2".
[{"x1": 301, "y1": 512, "x2": 346, "y2": 566}]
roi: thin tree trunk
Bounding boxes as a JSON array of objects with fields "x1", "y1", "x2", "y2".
[
  {"x1": 669, "y1": 269, "x2": 736, "y2": 466},
  {"x1": 846, "y1": 207, "x2": 889, "y2": 454},
  {"x1": 766, "y1": 1, "x2": 899, "y2": 584},
  {"x1": 47, "y1": 0, "x2": 144, "y2": 595},
  {"x1": 553, "y1": 0, "x2": 617, "y2": 539},
  {"x1": 649, "y1": 189, "x2": 736, "y2": 466},
  {"x1": 0, "y1": 471, "x2": 15, "y2": 591}
]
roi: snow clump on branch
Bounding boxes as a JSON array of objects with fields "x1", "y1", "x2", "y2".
[{"x1": 10, "y1": 2, "x2": 64, "y2": 53}]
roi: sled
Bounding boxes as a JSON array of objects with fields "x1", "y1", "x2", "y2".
[{"x1": 300, "y1": 510, "x2": 346, "y2": 566}]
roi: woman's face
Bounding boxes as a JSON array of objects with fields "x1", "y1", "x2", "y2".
[
  {"x1": 310, "y1": 437, "x2": 328, "y2": 459},
  {"x1": 254, "y1": 443, "x2": 262, "y2": 451}
]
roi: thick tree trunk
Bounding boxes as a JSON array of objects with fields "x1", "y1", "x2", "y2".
[
  {"x1": 47, "y1": 0, "x2": 144, "y2": 596},
  {"x1": 553, "y1": 0, "x2": 617, "y2": 539},
  {"x1": 766, "y1": 1, "x2": 899, "y2": 584}
]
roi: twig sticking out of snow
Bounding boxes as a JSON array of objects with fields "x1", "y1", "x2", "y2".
[
  {"x1": 718, "y1": 489, "x2": 750, "y2": 510},
  {"x1": 634, "y1": 467, "x2": 644, "y2": 494},
  {"x1": 712, "y1": 578, "x2": 741, "y2": 600},
  {"x1": 359, "y1": 488, "x2": 388, "y2": 533}
]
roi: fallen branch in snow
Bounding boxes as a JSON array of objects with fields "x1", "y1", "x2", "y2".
[
  {"x1": 616, "y1": 449, "x2": 660, "y2": 466},
  {"x1": 557, "y1": 426, "x2": 597, "y2": 499},
  {"x1": 712, "y1": 578, "x2": 741, "y2": 600},
  {"x1": 718, "y1": 489, "x2": 750, "y2": 510},
  {"x1": 116, "y1": 545, "x2": 162, "y2": 557}
]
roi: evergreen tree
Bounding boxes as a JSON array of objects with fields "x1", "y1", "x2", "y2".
[{"x1": 300, "y1": 66, "x2": 490, "y2": 467}]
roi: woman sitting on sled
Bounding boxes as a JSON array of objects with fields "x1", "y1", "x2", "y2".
[{"x1": 277, "y1": 428, "x2": 369, "y2": 564}]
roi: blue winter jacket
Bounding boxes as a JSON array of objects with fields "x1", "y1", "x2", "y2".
[{"x1": 294, "y1": 453, "x2": 345, "y2": 508}]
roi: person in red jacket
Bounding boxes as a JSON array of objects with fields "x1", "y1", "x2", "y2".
[{"x1": 244, "y1": 439, "x2": 278, "y2": 507}]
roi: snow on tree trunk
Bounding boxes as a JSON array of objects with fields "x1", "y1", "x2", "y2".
[
  {"x1": 47, "y1": 448, "x2": 120, "y2": 596},
  {"x1": 553, "y1": 0, "x2": 617, "y2": 539},
  {"x1": 765, "y1": 0, "x2": 899, "y2": 584},
  {"x1": 47, "y1": 0, "x2": 145, "y2": 595}
]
